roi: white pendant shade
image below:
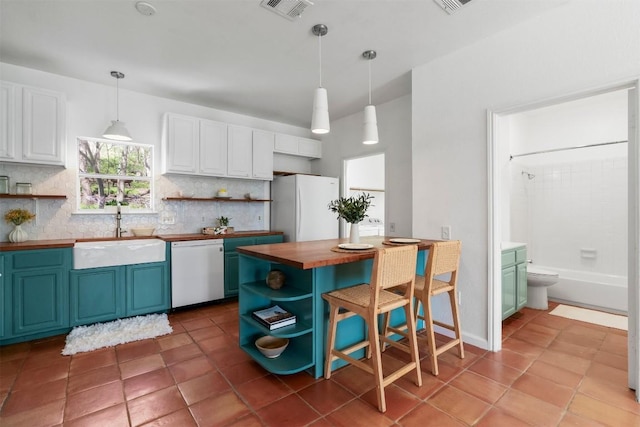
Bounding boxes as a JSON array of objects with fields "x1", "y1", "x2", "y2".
[
  {"x1": 311, "y1": 87, "x2": 330, "y2": 134},
  {"x1": 103, "y1": 120, "x2": 132, "y2": 141},
  {"x1": 103, "y1": 70, "x2": 133, "y2": 141},
  {"x1": 362, "y1": 105, "x2": 378, "y2": 144},
  {"x1": 362, "y1": 50, "x2": 378, "y2": 144}
]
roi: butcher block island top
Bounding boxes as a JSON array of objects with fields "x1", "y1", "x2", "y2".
[{"x1": 236, "y1": 236, "x2": 439, "y2": 270}]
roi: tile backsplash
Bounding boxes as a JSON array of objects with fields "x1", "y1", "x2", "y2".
[{"x1": 0, "y1": 163, "x2": 269, "y2": 241}]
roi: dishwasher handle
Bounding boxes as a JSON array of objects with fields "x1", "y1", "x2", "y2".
[{"x1": 171, "y1": 239, "x2": 224, "y2": 248}]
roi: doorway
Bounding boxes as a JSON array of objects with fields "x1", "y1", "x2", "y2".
[
  {"x1": 342, "y1": 153, "x2": 385, "y2": 238},
  {"x1": 488, "y1": 80, "x2": 640, "y2": 400}
]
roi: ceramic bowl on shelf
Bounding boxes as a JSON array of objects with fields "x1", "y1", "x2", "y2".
[
  {"x1": 130, "y1": 227, "x2": 155, "y2": 236},
  {"x1": 255, "y1": 336, "x2": 289, "y2": 358}
]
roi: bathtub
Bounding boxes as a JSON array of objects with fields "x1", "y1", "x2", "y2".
[{"x1": 542, "y1": 266, "x2": 628, "y2": 314}]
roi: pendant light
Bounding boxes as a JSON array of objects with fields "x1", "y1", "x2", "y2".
[
  {"x1": 103, "y1": 71, "x2": 132, "y2": 141},
  {"x1": 362, "y1": 50, "x2": 379, "y2": 145},
  {"x1": 311, "y1": 24, "x2": 330, "y2": 134}
]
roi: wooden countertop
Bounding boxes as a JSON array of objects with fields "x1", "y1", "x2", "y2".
[
  {"x1": 160, "y1": 231, "x2": 282, "y2": 242},
  {"x1": 236, "y1": 236, "x2": 440, "y2": 270},
  {"x1": 0, "y1": 231, "x2": 283, "y2": 251}
]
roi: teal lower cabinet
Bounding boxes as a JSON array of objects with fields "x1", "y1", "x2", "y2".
[
  {"x1": 2, "y1": 248, "x2": 71, "y2": 345},
  {"x1": 502, "y1": 244, "x2": 527, "y2": 320},
  {"x1": 70, "y1": 267, "x2": 125, "y2": 326},
  {"x1": 126, "y1": 262, "x2": 170, "y2": 316},
  {"x1": 1, "y1": 246, "x2": 169, "y2": 346},
  {"x1": 70, "y1": 261, "x2": 169, "y2": 326},
  {"x1": 224, "y1": 235, "x2": 283, "y2": 298},
  {"x1": 501, "y1": 265, "x2": 517, "y2": 319}
]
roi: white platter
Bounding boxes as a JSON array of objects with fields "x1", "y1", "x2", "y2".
[
  {"x1": 389, "y1": 238, "x2": 421, "y2": 244},
  {"x1": 338, "y1": 243, "x2": 374, "y2": 250}
]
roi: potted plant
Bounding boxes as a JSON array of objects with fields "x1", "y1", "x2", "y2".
[
  {"x1": 4, "y1": 208, "x2": 36, "y2": 243},
  {"x1": 216, "y1": 216, "x2": 233, "y2": 233},
  {"x1": 328, "y1": 193, "x2": 373, "y2": 243}
]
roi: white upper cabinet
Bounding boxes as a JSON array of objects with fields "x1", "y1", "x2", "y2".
[
  {"x1": 274, "y1": 133, "x2": 321, "y2": 158},
  {"x1": 1, "y1": 81, "x2": 66, "y2": 166},
  {"x1": 199, "y1": 119, "x2": 228, "y2": 176},
  {"x1": 227, "y1": 125, "x2": 253, "y2": 178},
  {"x1": 298, "y1": 137, "x2": 322, "y2": 158},
  {"x1": 252, "y1": 130, "x2": 274, "y2": 180},
  {"x1": 0, "y1": 82, "x2": 16, "y2": 160},
  {"x1": 273, "y1": 133, "x2": 297, "y2": 155},
  {"x1": 163, "y1": 113, "x2": 199, "y2": 174},
  {"x1": 162, "y1": 114, "x2": 229, "y2": 177}
]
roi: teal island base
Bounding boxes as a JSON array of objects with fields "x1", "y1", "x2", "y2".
[{"x1": 237, "y1": 238, "x2": 431, "y2": 378}]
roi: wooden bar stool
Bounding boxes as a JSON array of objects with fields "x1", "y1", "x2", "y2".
[
  {"x1": 322, "y1": 245, "x2": 422, "y2": 413},
  {"x1": 384, "y1": 240, "x2": 464, "y2": 376}
]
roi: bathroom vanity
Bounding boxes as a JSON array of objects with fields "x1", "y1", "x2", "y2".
[{"x1": 502, "y1": 243, "x2": 527, "y2": 319}]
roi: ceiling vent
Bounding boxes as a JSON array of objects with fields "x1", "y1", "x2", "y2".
[
  {"x1": 433, "y1": 0, "x2": 473, "y2": 15},
  {"x1": 260, "y1": 0, "x2": 313, "y2": 20}
]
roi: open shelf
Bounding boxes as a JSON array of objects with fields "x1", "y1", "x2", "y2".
[
  {"x1": 163, "y1": 197, "x2": 271, "y2": 202},
  {"x1": 240, "y1": 313, "x2": 312, "y2": 338},
  {"x1": 0, "y1": 194, "x2": 67, "y2": 200},
  {"x1": 240, "y1": 342, "x2": 314, "y2": 375},
  {"x1": 241, "y1": 281, "x2": 312, "y2": 301}
]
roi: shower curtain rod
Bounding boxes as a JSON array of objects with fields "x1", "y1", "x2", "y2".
[{"x1": 510, "y1": 140, "x2": 628, "y2": 160}]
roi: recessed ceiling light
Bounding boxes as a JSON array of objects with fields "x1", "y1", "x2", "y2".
[{"x1": 135, "y1": 1, "x2": 156, "y2": 16}]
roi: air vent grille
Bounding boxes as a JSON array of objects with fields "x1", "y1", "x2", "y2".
[
  {"x1": 433, "y1": 0, "x2": 473, "y2": 15},
  {"x1": 260, "y1": 0, "x2": 313, "y2": 20}
]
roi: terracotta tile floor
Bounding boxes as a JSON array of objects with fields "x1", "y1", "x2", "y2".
[{"x1": 1, "y1": 300, "x2": 638, "y2": 426}]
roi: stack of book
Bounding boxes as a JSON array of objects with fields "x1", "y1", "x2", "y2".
[{"x1": 252, "y1": 305, "x2": 296, "y2": 330}]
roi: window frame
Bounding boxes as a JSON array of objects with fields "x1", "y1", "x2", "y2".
[{"x1": 75, "y1": 136, "x2": 155, "y2": 214}]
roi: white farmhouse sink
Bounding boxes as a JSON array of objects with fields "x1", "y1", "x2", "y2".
[{"x1": 73, "y1": 238, "x2": 166, "y2": 269}]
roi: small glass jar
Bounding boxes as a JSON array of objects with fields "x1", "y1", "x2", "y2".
[
  {"x1": 0, "y1": 176, "x2": 8, "y2": 194},
  {"x1": 15, "y1": 182, "x2": 33, "y2": 195}
]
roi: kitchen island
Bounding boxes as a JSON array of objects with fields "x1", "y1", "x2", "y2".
[{"x1": 236, "y1": 236, "x2": 438, "y2": 378}]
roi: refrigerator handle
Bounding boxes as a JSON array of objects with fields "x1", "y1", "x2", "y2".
[{"x1": 297, "y1": 186, "x2": 302, "y2": 237}]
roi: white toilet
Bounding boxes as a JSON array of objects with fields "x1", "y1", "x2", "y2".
[{"x1": 526, "y1": 266, "x2": 559, "y2": 310}]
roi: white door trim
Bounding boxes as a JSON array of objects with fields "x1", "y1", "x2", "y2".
[{"x1": 627, "y1": 83, "x2": 640, "y2": 399}]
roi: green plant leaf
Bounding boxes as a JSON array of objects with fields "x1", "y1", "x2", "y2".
[{"x1": 327, "y1": 193, "x2": 373, "y2": 224}]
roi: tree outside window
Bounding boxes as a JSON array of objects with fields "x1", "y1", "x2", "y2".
[{"x1": 77, "y1": 138, "x2": 153, "y2": 211}]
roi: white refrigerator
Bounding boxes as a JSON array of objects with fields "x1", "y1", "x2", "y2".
[{"x1": 271, "y1": 174, "x2": 339, "y2": 242}]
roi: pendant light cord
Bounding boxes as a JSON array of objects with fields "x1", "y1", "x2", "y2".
[
  {"x1": 318, "y1": 33, "x2": 322, "y2": 88},
  {"x1": 115, "y1": 76, "x2": 120, "y2": 121},
  {"x1": 368, "y1": 58, "x2": 372, "y2": 105}
]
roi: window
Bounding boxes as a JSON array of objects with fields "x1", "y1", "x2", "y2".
[{"x1": 77, "y1": 137, "x2": 154, "y2": 212}]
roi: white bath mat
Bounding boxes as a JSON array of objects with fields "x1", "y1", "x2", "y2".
[
  {"x1": 550, "y1": 304, "x2": 627, "y2": 331},
  {"x1": 62, "y1": 313, "x2": 173, "y2": 355}
]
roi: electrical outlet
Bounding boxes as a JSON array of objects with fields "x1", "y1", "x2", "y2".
[
  {"x1": 201, "y1": 216, "x2": 205, "y2": 223},
  {"x1": 458, "y1": 291, "x2": 462, "y2": 305},
  {"x1": 389, "y1": 222, "x2": 396, "y2": 232},
  {"x1": 258, "y1": 215, "x2": 262, "y2": 221},
  {"x1": 441, "y1": 225, "x2": 451, "y2": 240}
]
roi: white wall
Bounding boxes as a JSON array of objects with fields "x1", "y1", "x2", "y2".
[
  {"x1": 315, "y1": 95, "x2": 412, "y2": 237},
  {"x1": 0, "y1": 62, "x2": 315, "y2": 240},
  {"x1": 412, "y1": 0, "x2": 640, "y2": 348}
]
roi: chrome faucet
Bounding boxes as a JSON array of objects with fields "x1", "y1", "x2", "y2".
[{"x1": 116, "y1": 204, "x2": 124, "y2": 238}]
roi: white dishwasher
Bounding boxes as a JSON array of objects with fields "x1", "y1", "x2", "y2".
[{"x1": 171, "y1": 239, "x2": 224, "y2": 308}]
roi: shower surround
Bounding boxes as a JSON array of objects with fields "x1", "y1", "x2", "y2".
[{"x1": 510, "y1": 155, "x2": 628, "y2": 313}]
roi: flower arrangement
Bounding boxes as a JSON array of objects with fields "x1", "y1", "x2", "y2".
[
  {"x1": 4, "y1": 208, "x2": 36, "y2": 226},
  {"x1": 328, "y1": 193, "x2": 373, "y2": 224}
]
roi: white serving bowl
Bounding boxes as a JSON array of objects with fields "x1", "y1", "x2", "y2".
[
  {"x1": 130, "y1": 227, "x2": 155, "y2": 237},
  {"x1": 255, "y1": 336, "x2": 289, "y2": 358}
]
